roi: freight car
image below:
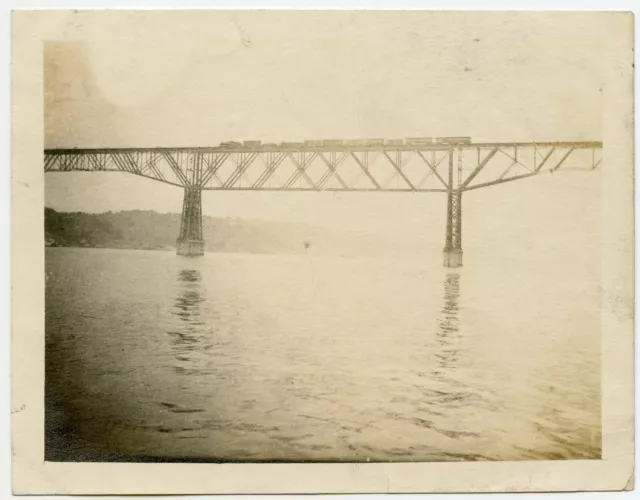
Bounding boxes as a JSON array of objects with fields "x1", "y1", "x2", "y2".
[
  {"x1": 435, "y1": 137, "x2": 472, "y2": 144},
  {"x1": 321, "y1": 139, "x2": 345, "y2": 147},
  {"x1": 406, "y1": 137, "x2": 435, "y2": 145},
  {"x1": 383, "y1": 139, "x2": 405, "y2": 146}
]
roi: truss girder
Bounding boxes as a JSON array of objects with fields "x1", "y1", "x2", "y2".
[
  {"x1": 460, "y1": 144, "x2": 601, "y2": 192},
  {"x1": 44, "y1": 142, "x2": 602, "y2": 192}
]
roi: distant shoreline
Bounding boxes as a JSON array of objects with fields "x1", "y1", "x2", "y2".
[
  {"x1": 44, "y1": 244, "x2": 323, "y2": 257},
  {"x1": 45, "y1": 243, "x2": 175, "y2": 252},
  {"x1": 44, "y1": 207, "x2": 406, "y2": 258}
]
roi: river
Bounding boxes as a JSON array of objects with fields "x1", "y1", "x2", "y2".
[{"x1": 45, "y1": 245, "x2": 601, "y2": 462}]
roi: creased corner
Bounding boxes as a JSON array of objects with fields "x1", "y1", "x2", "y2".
[{"x1": 624, "y1": 471, "x2": 635, "y2": 491}]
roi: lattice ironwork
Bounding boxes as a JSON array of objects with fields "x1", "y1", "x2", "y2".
[
  {"x1": 45, "y1": 141, "x2": 601, "y2": 193},
  {"x1": 178, "y1": 188, "x2": 203, "y2": 242}
]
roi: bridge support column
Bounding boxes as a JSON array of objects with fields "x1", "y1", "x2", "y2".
[
  {"x1": 177, "y1": 187, "x2": 204, "y2": 257},
  {"x1": 443, "y1": 190, "x2": 463, "y2": 267},
  {"x1": 443, "y1": 148, "x2": 463, "y2": 267}
]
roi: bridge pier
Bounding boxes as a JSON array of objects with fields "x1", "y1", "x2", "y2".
[
  {"x1": 443, "y1": 149, "x2": 463, "y2": 267},
  {"x1": 443, "y1": 247, "x2": 463, "y2": 267},
  {"x1": 177, "y1": 187, "x2": 204, "y2": 257},
  {"x1": 443, "y1": 190, "x2": 463, "y2": 267}
]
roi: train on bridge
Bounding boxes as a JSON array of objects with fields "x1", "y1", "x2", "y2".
[{"x1": 219, "y1": 136, "x2": 473, "y2": 149}]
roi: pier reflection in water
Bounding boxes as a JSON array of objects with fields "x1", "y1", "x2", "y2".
[
  {"x1": 45, "y1": 249, "x2": 602, "y2": 462},
  {"x1": 436, "y1": 272, "x2": 461, "y2": 368},
  {"x1": 413, "y1": 271, "x2": 491, "y2": 461},
  {"x1": 167, "y1": 270, "x2": 205, "y2": 363}
]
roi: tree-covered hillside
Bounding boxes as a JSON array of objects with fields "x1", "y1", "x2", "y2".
[{"x1": 44, "y1": 207, "x2": 393, "y2": 256}]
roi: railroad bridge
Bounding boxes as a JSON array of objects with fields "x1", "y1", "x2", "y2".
[{"x1": 45, "y1": 137, "x2": 602, "y2": 267}]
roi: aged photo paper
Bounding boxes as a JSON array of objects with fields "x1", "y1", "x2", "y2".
[{"x1": 11, "y1": 9, "x2": 634, "y2": 494}]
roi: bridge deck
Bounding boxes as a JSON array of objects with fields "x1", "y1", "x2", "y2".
[{"x1": 45, "y1": 141, "x2": 602, "y2": 155}]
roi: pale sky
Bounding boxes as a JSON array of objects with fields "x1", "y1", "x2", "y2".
[{"x1": 44, "y1": 11, "x2": 604, "y2": 230}]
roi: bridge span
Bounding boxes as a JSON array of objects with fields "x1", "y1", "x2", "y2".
[{"x1": 45, "y1": 139, "x2": 602, "y2": 267}]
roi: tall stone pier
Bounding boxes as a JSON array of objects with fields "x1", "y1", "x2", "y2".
[{"x1": 177, "y1": 187, "x2": 204, "y2": 256}]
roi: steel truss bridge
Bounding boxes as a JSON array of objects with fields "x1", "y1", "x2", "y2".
[{"x1": 45, "y1": 140, "x2": 602, "y2": 267}]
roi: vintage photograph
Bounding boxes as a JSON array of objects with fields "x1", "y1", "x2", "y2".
[
  {"x1": 42, "y1": 11, "x2": 606, "y2": 464},
  {"x1": 11, "y1": 8, "x2": 634, "y2": 494}
]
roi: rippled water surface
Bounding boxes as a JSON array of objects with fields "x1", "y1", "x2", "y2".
[{"x1": 45, "y1": 247, "x2": 601, "y2": 462}]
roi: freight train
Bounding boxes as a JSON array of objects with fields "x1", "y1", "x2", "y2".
[{"x1": 219, "y1": 137, "x2": 472, "y2": 148}]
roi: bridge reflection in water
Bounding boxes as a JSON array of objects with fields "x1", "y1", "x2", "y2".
[
  {"x1": 438, "y1": 273, "x2": 460, "y2": 337},
  {"x1": 166, "y1": 269, "x2": 207, "y2": 371},
  {"x1": 421, "y1": 272, "x2": 488, "y2": 460},
  {"x1": 435, "y1": 273, "x2": 462, "y2": 372}
]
